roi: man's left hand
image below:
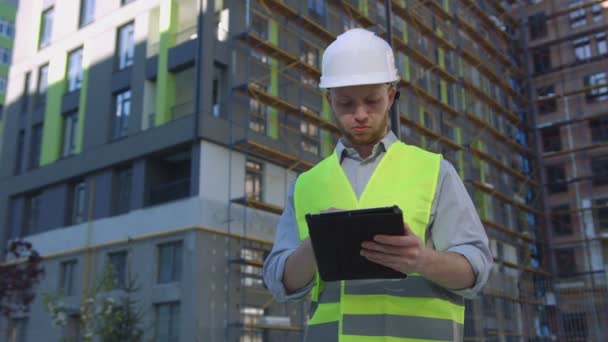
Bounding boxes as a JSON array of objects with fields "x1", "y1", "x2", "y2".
[{"x1": 360, "y1": 223, "x2": 429, "y2": 274}]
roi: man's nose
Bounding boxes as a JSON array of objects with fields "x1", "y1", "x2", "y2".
[{"x1": 354, "y1": 104, "x2": 368, "y2": 120}]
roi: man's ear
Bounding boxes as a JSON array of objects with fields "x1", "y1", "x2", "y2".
[
  {"x1": 325, "y1": 89, "x2": 332, "y2": 108},
  {"x1": 387, "y1": 86, "x2": 397, "y2": 106}
]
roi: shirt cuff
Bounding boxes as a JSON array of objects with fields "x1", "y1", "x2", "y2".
[
  {"x1": 265, "y1": 249, "x2": 314, "y2": 302},
  {"x1": 446, "y1": 244, "x2": 492, "y2": 299}
]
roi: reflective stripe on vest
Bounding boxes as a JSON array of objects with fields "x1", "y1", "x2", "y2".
[{"x1": 294, "y1": 141, "x2": 465, "y2": 341}]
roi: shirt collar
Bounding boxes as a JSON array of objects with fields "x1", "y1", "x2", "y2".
[{"x1": 335, "y1": 130, "x2": 399, "y2": 162}]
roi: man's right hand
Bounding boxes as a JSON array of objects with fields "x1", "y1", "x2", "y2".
[{"x1": 283, "y1": 237, "x2": 317, "y2": 294}]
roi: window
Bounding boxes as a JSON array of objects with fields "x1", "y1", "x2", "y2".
[
  {"x1": 212, "y1": 65, "x2": 225, "y2": 117},
  {"x1": 594, "y1": 198, "x2": 608, "y2": 232},
  {"x1": 79, "y1": 0, "x2": 95, "y2": 27},
  {"x1": 39, "y1": 7, "x2": 54, "y2": 49},
  {"x1": 36, "y1": 64, "x2": 49, "y2": 107},
  {"x1": 555, "y1": 249, "x2": 576, "y2": 277},
  {"x1": 59, "y1": 260, "x2": 77, "y2": 295},
  {"x1": 584, "y1": 72, "x2": 608, "y2": 102},
  {"x1": 117, "y1": 22, "x2": 135, "y2": 70},
  {"x1": 537, "y1": 84, "x2": 557, "y2": 114},
  {"x1": 532, "y1": 48, "x2": 551, "y2": 73},
  {"x1": 597, "y1": 33, "x2": 607, "y2": 56},
  {"x1": 113, "y1": 167, "x2": 132, "y2": 215},
  {"x1": 591, "y1": 155, "x2": 608, "y2": 185},
  {"x1": 249, "y1": 98, "x2": 266, "y2": 134},
  {"x1": 590, "y1": 116, "x2": 608, "y2": 142},
  {"x1": 113, "y1": 89, "x2": 131, "y2": 138},
  {"x1": 563, "y1": 312, "x2": 588, "y2": 340},
  {"x1": 14, "y1": 130, "x2": 25, "y2": 175},
  {"x1": 551, "y1": 205, "x2": 572, "y2": 236},
  {"x1": 592, "y1": 4, "x2": 603, "y2": 22},
  {"x1": 300, "y1": 42, "x2": 319, "y2": 69},
  {"x1": 502, "y1": 299, "x2": 513, "y2": 320},
  {"x1": 546, "y1": 164, "x2": 567, "y2": 193},
  {"x1": 569, "y1": 1, "x2": 587, "y2": 28},
  {"x1": 19, "y1": 72, "x2": 31, "y2": 116},
  {"x1": 301, "y1": 121, "x2": 320, "y2": 155},
  {"x1": 29, "y1": 124, "x2": 43, "y2": 170},
  {"x1": 483, "y1": 297, "x2": 496, "y2": 318},
  {"x1": 23, "y1": 193, "x2": 42, "y2": 235},
  {"x1": 10, "y1": 318, "x2": 27, "y2": 342},
  {"x1": 308, "y1": 0, "x2": 325, "y2": 20},
  {"x1": 245, "y1": 160, "x2": 263, "y2": 200},
  {"x1": 0, "y1": 47, "x2": 10, "y2": 65},
  {"x1": 154, "y1": 302, "x2": 180, "y2": 342},
  {"x1": 573, "y1": 37, "x2": 592, "y2": 61},
  {"x1": 157, "y1": 241, "x2": 183, "y2": 283},
  {"x1": 529, "y1": 12, "x2": 547, "y2": 40},
  {"x1": 0, "y1": 76, "x2": 6, "y2": 93},
  {"x1": 70, "y1": 182, "x2": 86, "y2": 224},
  {"x1": 62, "y1": 110, "x2": 79, "y2": 157},
  {"x1": 108, "y1": 251, "x2": 127, "y2": 288},
  {"x1": 250, "y1": 14, "x2": 267, "y2": 40},
  {"x1": 0, "y1": 18, "x2": 15, "y2": 39},
  {"x1": 541, "y1": 126, "x2": 561, "y2": 152},
  {"x1": 67, "y1": 48, "x2": 84, "y2": 92}
]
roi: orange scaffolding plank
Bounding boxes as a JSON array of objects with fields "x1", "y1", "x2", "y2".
[
  {"x1": 422, "y1": 0, "x2": 453, "y2": 22},
  {"x1": 462, "y1": 76, "x2": 521, "y2": 127},
  {"x1": 398, "y1": 78, "x2": 461, "y2": 118},
  {"x1": 233, "y1": 139, "x2": 315, "y2": 173},
  {"x1": 470, "y1": 147, "x2": 539, "y2": 186},
  {"x1": 484, "y1": 290, "x2": 544, "y2": 305},
  {"x1": 471, "y1": 180, "x2": 543, "y2": 216},
  {"x1": 498, "y1": 259, "x2": 553, "y2": 277},
  {"x1": 543, "y1": 141, "x2": 608, "y2": 159},
  {"x1": 231, "y1": 197, "x2": 284, "y2": 215},
  {"x1": 238, "y1": 84, "x2": 340, "y2": 135},
  {"x1": 459, "y1": 0, "x2": 512, "y2": 48},
  {"x1": 327, "y1": 0, "x2": 376, "y2": 28},
  {"x1": 238, "y1": 32, "x2": 321, "y2": 81},
  {"x1": 463, "y1": 111, "x2": 532, "y2": 156},
  {"x1": 460, "y1": 47, "x2": 527, "y2": 108},
  {"x1": 481, "y1": 219, "x2": 535, "y2": 243},
  {"x1": 390, "y1": 0, "x2": 456, "y2": 51},
  {"x1": 392, "y1": 36, "x2": 459, "y2": 84},
  {"x1": 258, "y1": 0, "x2": 335, "y2": 43},
  {"x1": 399, "y1": 115, "x2": 463, "y2": 151}
]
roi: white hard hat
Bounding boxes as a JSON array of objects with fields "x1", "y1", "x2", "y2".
[{"x1": 319, "y1": 28, "x2": 399, "y2": 89}]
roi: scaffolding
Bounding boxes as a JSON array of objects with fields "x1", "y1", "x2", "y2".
[
  {"x1": 518, "y1": 0, "x2": 608, "y2": 340},
  {"x1": 219, "y1": 0, "x2": 607, "y2": 340}
]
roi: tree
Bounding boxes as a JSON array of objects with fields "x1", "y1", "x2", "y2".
[
  {"x1": 44, "y1": 261, "x2": 144, "y2": 342},
  {"x1": 0, "y1": 240, "x2": 45, "y2": 339}
]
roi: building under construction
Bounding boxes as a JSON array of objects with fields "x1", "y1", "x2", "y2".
[{"x1": 0, "y1": 0, "x2": 606, "y2": 341}]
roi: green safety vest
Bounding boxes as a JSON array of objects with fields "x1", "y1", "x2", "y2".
[{"x1": 294, "y1": 141, "x2": 465, "y2": 341}]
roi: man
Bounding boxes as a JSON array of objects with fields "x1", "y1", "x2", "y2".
[{"x1": 263, "y1": 28, "x2": 492, "y2": 341}]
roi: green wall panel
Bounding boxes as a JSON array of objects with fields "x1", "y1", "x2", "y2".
[
  {"x1": 41, "y1": 54, "x2": 68, "y2": 165},
  {"x1": 267, "y1": 20, "x2": 279, "y2": 139},
  {"x1": 0, "y1": 3, "x2": 16, "y2": 21},
  {"x1": 358, "y1": 0, "x2": 369, "y2": 16},
  {"x1": 155, "y1": 0, "x2": 178, "y2": 126}
]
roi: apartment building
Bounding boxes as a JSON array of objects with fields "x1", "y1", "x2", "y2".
[
  {"x1": 518, "y1": 0, "x2": 608, "y2": 340},
  {"x1": 0, "y1": 0, "x2": 18, "y2": 157},
  {"x1": 0, "y1": 0, "x2": 603, "y2": 341}
]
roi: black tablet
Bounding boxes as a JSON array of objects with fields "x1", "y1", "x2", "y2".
[{"x1": 305, "y1": 206, "x2": 407, "y2": 281}]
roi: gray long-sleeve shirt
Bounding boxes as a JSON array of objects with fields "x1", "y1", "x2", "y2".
[{"x1": 263, "y1": 131, "x2": 493, "y2": 301}]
